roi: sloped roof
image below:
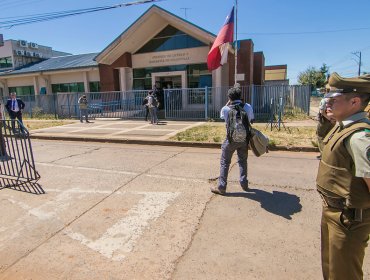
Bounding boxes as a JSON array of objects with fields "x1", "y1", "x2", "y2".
[
  {"x1": 0, "y1": 53, "x2": 98, "y2": 77},
  {"x1": 96, "y1": 5, "x2": 216, "y2": 65}
]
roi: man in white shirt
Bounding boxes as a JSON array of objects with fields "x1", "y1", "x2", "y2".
[
  {"x1": 211, "y1": 86, "x2": 254, "y2": 195},
  {"x1": 5, "y1": 92, "x2": 25, "y2": 132}
]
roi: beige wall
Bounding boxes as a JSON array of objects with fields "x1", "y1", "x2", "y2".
[
  {"x1": 7, "y1": 76, "x2": 34, "y2": 87},
  {"x1": 88, "y1": 69, "x2": 100, "y2": 82},
  {"x1": 0, "y1": 41, "x2": 13, "y2": 58},
  {"x1": 0, "y1": 67, "x2": 100, "y2": 95},
  {"x1": 50, "y1": 72, "x2": 85, "y2": 84},
  {"x1": 265, "y1": 69, "x2": 287, "y2": 81}
]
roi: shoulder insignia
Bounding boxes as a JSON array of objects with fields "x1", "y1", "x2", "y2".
[{"x1": 365, "y1": 128, "x2": 370, "y2": 137}]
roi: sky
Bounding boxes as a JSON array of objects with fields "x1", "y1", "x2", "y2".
[{"x1": 1, "y1": 0, "x2": 370, "y2": 84}]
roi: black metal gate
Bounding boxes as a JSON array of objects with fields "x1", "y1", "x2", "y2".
[{"x1": 0, "y1": 120, "x2": 42, "y2": 194}]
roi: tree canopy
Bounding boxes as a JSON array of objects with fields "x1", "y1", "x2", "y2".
[{"x1": 297, "y1": 64, "x2": 329, "y2": 88}]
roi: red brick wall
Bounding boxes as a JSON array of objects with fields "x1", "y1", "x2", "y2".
[
  {"x1": 98, "y1": 52, "x2": 132, "y2": 92},
  {"x1": 253, "y1": 52, "x2": 265, "y2": 85},
  {"x1": 229, "y1": 39, "x2": 254, "y2": 86}
]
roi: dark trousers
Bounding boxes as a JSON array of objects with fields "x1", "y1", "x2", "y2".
[
  {"x1": 9, "y1": 111, "x2": 23, "y2": 132},
  {"x1": 218, "y1": 139, "x2": 248, "y2": 190},
  {"x1": 145, "y1": 106, "x2": 149, "y2": 121},
  {"x1": 321, "y1": 206, "x2": 370, "y2": 280}
]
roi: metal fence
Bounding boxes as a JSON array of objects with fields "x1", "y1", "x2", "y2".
[
  {"x1": 0, "y1": 119, "x2": 42, "y2": 194},
  {"x1": 5, "y1": 85, "x2": 310, "y2": 121}
]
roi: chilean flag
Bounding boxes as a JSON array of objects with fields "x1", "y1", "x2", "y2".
[{"x1": 207, "y1": 7, "x2": 234, "y2": 71}]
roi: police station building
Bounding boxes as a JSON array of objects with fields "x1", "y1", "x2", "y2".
[{"x1": 0, "y1": 5, "x2": 296, "y2": 120}]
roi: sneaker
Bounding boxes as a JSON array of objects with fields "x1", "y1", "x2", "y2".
[
  {"x1": 210, "y1": 186, "x2": 226, "y2": 195},
  {"x1": 316, "y1": 155, "x2": 322, "y2": 160}
]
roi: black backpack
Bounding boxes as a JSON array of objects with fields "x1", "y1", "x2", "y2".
[{"x1": 227, "y1": 103, "x2": 251, "y2": 143}]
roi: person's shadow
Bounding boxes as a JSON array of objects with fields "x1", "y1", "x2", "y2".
[{"x1": 226, "y1": 189, "x2": 302, "y2": 220}]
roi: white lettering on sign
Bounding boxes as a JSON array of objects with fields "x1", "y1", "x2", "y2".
[
  {"x1": 132, "y1": 46, "x2": 209, "y2": 68},
  {"x1": 64, "y1": 191, "x2": 179, "y2": 261},
  {"x1": 149, "y1": 52, "x2": 190, "y2": 65}
]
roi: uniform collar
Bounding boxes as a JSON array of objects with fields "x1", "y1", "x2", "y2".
[
  {"x1": 230, "y1": 100, "x2": 242, "y2": 104},
  {"x1": 339, "y1": 111, "x2": 367, "y2": 129}
]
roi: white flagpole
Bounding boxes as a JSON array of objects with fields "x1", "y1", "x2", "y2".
[{"x1": 234, "y1": 0, "x2": 238, "y2": 85}]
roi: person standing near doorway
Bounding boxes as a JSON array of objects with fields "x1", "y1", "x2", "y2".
[
  {"x1": 78, "y1": 95, "x2": 90, "y2": 123},
  {"x1": 5, "y1": 92, "x2": 25, "y2": 132},
  {"x1": 147, "y1": 90, "x2": 158, "y2": 124}
]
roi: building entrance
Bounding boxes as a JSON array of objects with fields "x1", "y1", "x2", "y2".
[{"x1": 155, "y1": 75, "x2": 182, "y2": 90}]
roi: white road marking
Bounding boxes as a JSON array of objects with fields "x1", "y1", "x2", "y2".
[
  {"x1": 37, "y1": 162, "x2": 138, "y2": 176},
  {"x1": 64, "y1": 191, "x2": 179, "y2": 261},
  {"x1": 1, "y1": 189, "x2": 180, "y2": 262},
  {"x1": 37, "y1": 162, "x2": 208, "y2": 183}
]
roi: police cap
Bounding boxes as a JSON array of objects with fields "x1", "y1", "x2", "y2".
[{"x1": 325, "y1": 72, "x2": 370, "y2": 98}]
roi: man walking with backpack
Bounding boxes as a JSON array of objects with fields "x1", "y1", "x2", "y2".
[{"x1": 211, "y1": 85, "x2": 254, "y2": 195}]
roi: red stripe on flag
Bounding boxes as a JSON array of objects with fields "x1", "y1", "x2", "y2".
[{"x1": 207, "y1": 8, "x2": 234, "y2": 71}]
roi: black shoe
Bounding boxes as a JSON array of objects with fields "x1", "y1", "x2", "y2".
[
  {"x1": 210, "y1": 186, "x2": 226, "y2": 195},
  {"x1": 241, "y1": 181, "x2": 250, "y2": 192},
  {"x1": 316, "y1": 155, "x2": 322, "y2": 160}
]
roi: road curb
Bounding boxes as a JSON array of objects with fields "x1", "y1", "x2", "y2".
[{"x1": 29, "y1": 135, "x2": 319, "y2": 152}]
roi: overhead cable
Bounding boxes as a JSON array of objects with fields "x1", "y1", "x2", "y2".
[{"x1": 0, "y1": 0, "x2": 163, "y2": 29}]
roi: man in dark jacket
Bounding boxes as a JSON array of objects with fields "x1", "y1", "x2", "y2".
[{"x1": 5, "y1": 92, "x2": 25, "y2": 132}]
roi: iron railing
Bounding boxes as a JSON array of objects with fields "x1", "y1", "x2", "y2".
[
  {"x1": 0, "y1": 119, "x2": 42, "y2": 194},
  {"x1": 3, "y1": 85, "x2": 310, "y2": 121}
]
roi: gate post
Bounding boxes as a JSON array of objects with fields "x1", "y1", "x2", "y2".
[
  {"x1": 67, "y1": 94, "x2": 71, "y2": 118},
  {"x1": 205, "y1": 86, "x2": 208, "y2": 120}
]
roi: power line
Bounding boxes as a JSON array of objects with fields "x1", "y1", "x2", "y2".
[
  {"x1": 0, "y1": 0, "x2": 164, "y2": 29},
  {"x1": 239, "y1": 27, "x2": 370, "y2": 36}
]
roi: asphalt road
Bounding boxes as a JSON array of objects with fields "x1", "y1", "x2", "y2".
[{"x1": 0, "y1": 140, "x2": 368, "y2": 280}]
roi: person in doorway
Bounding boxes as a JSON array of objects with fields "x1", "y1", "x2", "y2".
[
  {"x1": 147, "y1": 90, "x2": 159, "y2": 125},
  {"x1": 316, "y1": 72, "x2": 370, "y2": 280},
  {"x1": 153, "y1": 83, "x2": 163, "y2": 111},
  {"x1": 211, "y1": 85, "x2": 254, "y2": 195},
  {"x1": 5, "y1": 92, "x2": 25, "y2": 133},
  {"x1": 142, "y1": 95, "x2": 149, "y2": 121},
  {"x1": 78, "y1": 95, "x2": 90, "y2": 123}
]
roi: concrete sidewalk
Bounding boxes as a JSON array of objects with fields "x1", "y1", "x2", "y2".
[{"x1": 28, "y1": 118, "x2": 318, "y2": 151}]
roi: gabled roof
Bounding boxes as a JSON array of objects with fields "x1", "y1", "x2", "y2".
[
  {"x1": 95, "y1": 5, "x2": 216, "y2": 65},
  {"x1": 0, "y1": 53, "x2": 98, "y2": 77}
]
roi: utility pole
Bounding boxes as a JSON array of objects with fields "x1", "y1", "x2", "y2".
[
  {"x1": 352, "y1": 51, "x2": 362, "y2": 76},
  {"x1": 180, "y1": 8, "x2": 190, "y2": 19}
]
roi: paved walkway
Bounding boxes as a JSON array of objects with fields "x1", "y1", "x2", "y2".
[
  {"x1": 28, "y1": 118, "x2": 317, "y2": 147},
  {"x1": 29, "y1": 119, "x2": 204, "y2": 141}
]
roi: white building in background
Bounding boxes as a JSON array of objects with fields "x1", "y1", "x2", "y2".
[{"x1": 0, "y1": 39, "x2": 70, "y2": 71}]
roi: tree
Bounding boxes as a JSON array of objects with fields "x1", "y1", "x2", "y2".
[{"x1": 298, "y1": 63, "x2": 329, "y2": 88}]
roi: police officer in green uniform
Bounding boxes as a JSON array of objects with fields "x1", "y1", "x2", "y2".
[{"x1": 316, "y1": 72, "x2": 370, "y2": 280}]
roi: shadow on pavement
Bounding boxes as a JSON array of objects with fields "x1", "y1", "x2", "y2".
[
  {"x1": 226, "y1": 188, "x2": 302, "y2": 220},
  {"x1": 0, "y1": 181, "x2": 45, "y2": 195}
]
